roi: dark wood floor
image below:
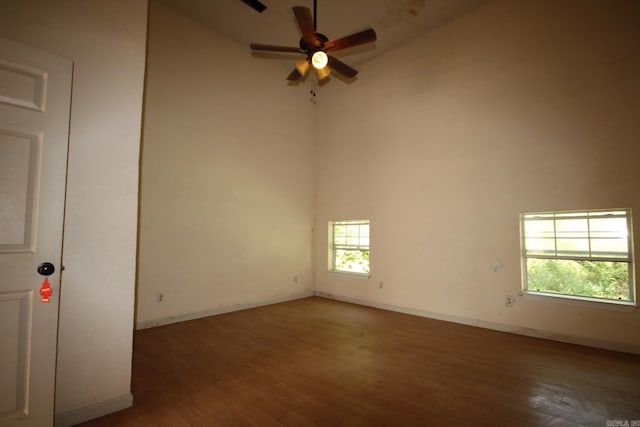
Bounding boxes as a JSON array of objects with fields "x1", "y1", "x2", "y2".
[{"x1": 79, "y1": 297, "x2": 640, "y2": 426}]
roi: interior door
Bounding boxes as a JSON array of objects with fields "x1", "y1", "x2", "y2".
[{"x1": 0, "y1": 38, "x2": 72, "y2": 427}]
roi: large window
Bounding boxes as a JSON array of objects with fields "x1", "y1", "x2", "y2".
[
  {"x1": 329, "y1": 220, "x2": 370, "y2": 275},
  {"x1": 521, "y1": 209, "x2": 635, "y2": 304}
]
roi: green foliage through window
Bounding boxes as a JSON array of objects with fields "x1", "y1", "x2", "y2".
[
  {"x1": 335, "y1": 249, "x2": 370, "y2": 274},
  {"x1": 526, "y1": 259, "x2": 631, "y2": 301}
]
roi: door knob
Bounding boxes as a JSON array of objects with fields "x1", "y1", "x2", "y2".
[{"x1": 37, "y1": 262, "x2": 55, "y2": 276}]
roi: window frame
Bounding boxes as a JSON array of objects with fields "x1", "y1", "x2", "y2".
[
  {"x1": 520, "y1": 208, "x2": 636, "y2": 306},
  {"x1": 328, "y1": 219, "x2": 370, "y2": 276}
]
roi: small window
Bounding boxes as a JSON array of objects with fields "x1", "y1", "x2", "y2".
[
  {"x1": 329, "y1": 220, "x2": 370, "y2": 275},
  {"x1": 521, "y1": 209, "x2": 635, "y2": 304}
]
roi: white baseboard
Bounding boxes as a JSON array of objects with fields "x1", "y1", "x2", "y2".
[
  {"x1": 54, "y1": 393, "x2": 133, "y2": 427},
  {"x1": 136, "y1": 291, "x2": 314, "y2": 330},
  {"x1": 314, "y1": 291, "x2": 640, "y2": 355}
]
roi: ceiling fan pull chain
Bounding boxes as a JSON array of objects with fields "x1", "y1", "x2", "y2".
[{"x1": 309, "y1": 80, "x2": 318, "y2": 104}]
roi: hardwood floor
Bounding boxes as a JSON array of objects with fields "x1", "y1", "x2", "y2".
[{"x1": 79, "y1": 297, "x2": 640, "y2": 426}]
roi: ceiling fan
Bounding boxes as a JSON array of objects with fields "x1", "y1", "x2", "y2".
[{"x1": 249, "y1": 0, "x2": 377, "y2": 82}]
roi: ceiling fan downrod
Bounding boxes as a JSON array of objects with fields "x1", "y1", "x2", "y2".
[{"x1": 313, "y1": 0, "x2": 317, "y2": 31}]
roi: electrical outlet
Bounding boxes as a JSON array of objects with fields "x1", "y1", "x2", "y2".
[
  {"x1": 293, "y1": 276, "x2": 298, "y2": 284},
  {"x1": 379, "y1": 281, "x2": 384, "y2": 289},
  {"x1": 156, "y1": 293, "x2": 164, "y2": 303},
  {"x1": 505, "y1": 295, "x2": 515, "y2": 307}
]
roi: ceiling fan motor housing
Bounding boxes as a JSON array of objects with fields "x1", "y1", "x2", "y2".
[{"x1": 300, "y1": 32, "x2": 329, "y2": 53}]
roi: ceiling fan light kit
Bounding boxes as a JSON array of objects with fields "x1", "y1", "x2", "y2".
[
  {"x1": 311, "y1": 51, "x2": 328, "y2": 69},
  {"x1": 315, "y1": 65, "x2": 330, "y2": 80},
  {"x1": 295, "y1": 58, "x2": 310, "y2": 75},
  {"x1": 249, "y1": 0, "x2": 377, "y2": 83}
]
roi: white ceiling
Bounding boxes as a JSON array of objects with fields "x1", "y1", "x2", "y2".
[{"x1": 158, "y1": 0, "x2": 488, "y2": 73}]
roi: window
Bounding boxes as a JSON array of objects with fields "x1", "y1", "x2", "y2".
[
  {"x1": 521, "y1": 209, "x2": 635, "y2": 304},
  {"x1": 329, "y1": 220, "x2": 370, "y2": 275}
]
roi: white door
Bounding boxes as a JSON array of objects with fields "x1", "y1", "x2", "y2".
[{"x1": 0, "y1": 38, "x2": 72, "y2": 427}]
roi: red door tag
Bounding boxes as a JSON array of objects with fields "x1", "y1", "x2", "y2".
[{"x1": 40, "y1": 277, "x2": 52, "y2": 303}]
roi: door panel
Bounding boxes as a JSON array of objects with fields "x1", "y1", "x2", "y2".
[
  {"x1": 0, "y1": 60, "x2": 46, "y2": 112},
  {"x1": 0, "y1": 291, "x2": 31, "y2": 417},
  {"x1": 0, "y1": 38, "x2": 72, "y2": 427},
  {"x1": 0, "y1": 129, "x2": 41, "y2": 252}
]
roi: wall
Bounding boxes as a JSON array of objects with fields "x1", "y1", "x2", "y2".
[
  {"x1": 136, "y1": 1, "x2": 315, "y2": 328},
  {"x1": 0, "y1": 0, "x2": 147, "y2": 423},
  {"x1": 314, "y1": 0, "x2": 640, "y2": 353}
]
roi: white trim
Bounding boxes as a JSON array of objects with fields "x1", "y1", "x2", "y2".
[
  {"x1": 522, "y1": 291, "x2": 637, "y2": 311},
  {"x1": 328, "y1": 270, "x2": 371, "y2": 279},
  {"x1": 54, "y1": 393, "x2": 132, "y2": 427},
  {"x1": 314, "y1": 292, "x2": 640, "y2": 355},
  {"x1": 136, "y1": 291, "x2": 314, "y2": 330}
]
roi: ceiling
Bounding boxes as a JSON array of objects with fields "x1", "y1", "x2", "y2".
[{"x1": 158, "y1": 0, "x2": 488, "y2": 72}]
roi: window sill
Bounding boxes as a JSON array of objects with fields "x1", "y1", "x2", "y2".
[
  {"x1": 328, "y1": 270, "x2": 370, "y2": 279},
  {"x1": 522, "y1": 291, "x2": 637, "y2": 312}
]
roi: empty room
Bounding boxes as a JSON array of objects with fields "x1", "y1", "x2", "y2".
[{"x1": 1, "y1": 0, "x2": 639, "y2": 426}]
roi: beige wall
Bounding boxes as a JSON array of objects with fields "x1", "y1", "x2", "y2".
[
  {"x1": 314, "y1": 0, "x2": 640, "y2": 353},
  {"x1": 0, "y1": 0, "x2": 147, "y2": 422},
  {"x1": 136, "y1": 1, "x2": 315, "y2": 327}
]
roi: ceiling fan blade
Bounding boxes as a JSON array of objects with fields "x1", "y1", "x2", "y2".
[
  {"x1": 287, "y1": 68, "x2": 303, "y2": 81},
  {"x1": 292, "y1": 6, "x2": 319, "y2": 47},
  {"x1": 250, "y1": 43, "x2": 302, "y2": 53},
  {"x1": 325, "y1": 28, "x2": 377, "y2": 52},
  {"x1": 327, "y1": 55, "x2": 358, "y2": 79}
]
